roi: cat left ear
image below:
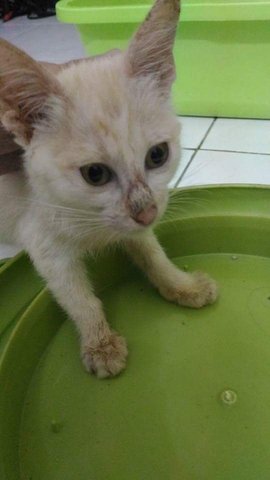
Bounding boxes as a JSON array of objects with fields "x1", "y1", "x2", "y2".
[
  {"x1": 0, "y1": 39, "x2": 64, "y2": 146},
  {"x1": 125, "y1": 0, "x2": 180, "y2": 94}
]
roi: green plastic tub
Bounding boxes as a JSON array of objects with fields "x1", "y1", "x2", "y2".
[
  {"x1": 2, "y1": 185, "x2": 270, "y2": 479},
  {"x1": 0, "y1": 253, "x2": 43, "y2": 357},
  {"x1": 56, "y1": 0, "x2": 270, "y2": 119}
]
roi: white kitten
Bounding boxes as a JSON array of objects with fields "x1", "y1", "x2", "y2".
[{"x1": 0, "y1": 0, "x2": 218, "y2": 378}]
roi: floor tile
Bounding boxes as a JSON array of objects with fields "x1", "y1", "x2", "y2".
[
  {"x1": 0, "y1": 23, "x2": 31, "y2": 41},
  {"x1": 202, "y1": 118, "x2": 270, "y2": 154},
  {"x1": 0, "y1": 20, "x2": 84, "y2": 61},
  {"x1": 180, "y1": 150, "x2": 270, "y2": 186},
  {"x1": 6, "y1": 15, "x2": 59, "y2": 26},
  {"x1": 179, "y1": 116, "x2": 214, "y2": 149},
  {"x1": 0, "y1": 243, "x2": 21, "y2": 260},
  {"x1": 0, "y1": 16, "x2": 60, "y2": 42},
  {"x1": 169, "y1": 149, "x2": 194, "y2": 187}
]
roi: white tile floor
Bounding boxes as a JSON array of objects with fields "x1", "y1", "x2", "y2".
[{"x1": 1, "y1": 15, "x2": 270, "y2": 259}]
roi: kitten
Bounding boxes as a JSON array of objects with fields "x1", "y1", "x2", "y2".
[{"x1": 0, "y1": 0, "x2": 218, "y2": 378}]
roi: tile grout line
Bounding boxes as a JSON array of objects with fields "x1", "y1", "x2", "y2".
[
  {"x1": 174, "y1": 118, "x2": 217, "y2": 187},
  {"x1": 197, "y1": 117, "x2": 217, "y2": 149},
  {"x1": 173, "y1": 150, "x2": 197, "y2": 188},
  {"x1": 200, "y1": 148, "x2": 270, "y2": 156}
]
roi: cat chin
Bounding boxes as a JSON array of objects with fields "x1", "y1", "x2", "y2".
[{"x1": 118, "y1": 221, "x2": 159, "y2": 239}]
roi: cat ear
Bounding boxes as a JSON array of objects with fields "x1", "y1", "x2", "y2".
[
  {"x1": 125, "y1": 0, "x2": 180, "y2": 93},
  {"x1": 0, "y1": 39, "x2": 64, "y2": 146}
]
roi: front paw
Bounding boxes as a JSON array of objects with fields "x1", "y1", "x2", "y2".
[
  {"x1": 159, "y1": 271, "x2": 218, "y2": 309},
  {"x1": 81, "y1": 332, "x2": 128, "y2": 379}
]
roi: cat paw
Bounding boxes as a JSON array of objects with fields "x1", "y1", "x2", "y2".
[
  {"x1": 159, "y1": 271, "x2": 218, "y2": 309},
  {"x1": 81, "y1": 332, "x2": 128, "y2": 379}
]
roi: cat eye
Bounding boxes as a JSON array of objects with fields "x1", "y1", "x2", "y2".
[
  {"x1": 80, "y1": 163, "x2": 113, "y2": 186},
  {"x1": 145, "y1": 142, "x2": 169, "y2": 169}
]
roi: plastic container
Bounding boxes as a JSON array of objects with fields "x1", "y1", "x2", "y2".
[
  {"x1": 0, "y1": 254, "x2": 43, "y2": 357},
  {"x1": 2, "y1": 185, "x2": 270, "y2": 479},
  {"x1": 56, "y1": 0, "x2": 270, "y2": 119}
]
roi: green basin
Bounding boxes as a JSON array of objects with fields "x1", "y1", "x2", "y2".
[{"x1": 1, "y1": 186, "x2": 270, "y2": 479}]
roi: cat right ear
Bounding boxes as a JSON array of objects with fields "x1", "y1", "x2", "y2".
[
  {"x1": 0, "y1": 39, "x2": 64, "y2": 147},
  {"x1": 125, "y1": 0, "x2": 180, "y2": 94}
]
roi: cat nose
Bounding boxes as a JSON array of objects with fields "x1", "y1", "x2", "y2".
[{"x1": 133, "y1": 204, "x2": 157, "y2": 226}]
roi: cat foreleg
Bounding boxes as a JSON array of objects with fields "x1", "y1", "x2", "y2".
[
  {"x1": 125, "y1": 232, "x2": 218, "y2": 308},
  {"x1": 28, "y1": 244, "x2": 127, "y2": 378}
]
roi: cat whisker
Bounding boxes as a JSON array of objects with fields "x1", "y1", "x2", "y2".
[
  {"x1": 59, "y1": 222, "x2": 106, "y2": 235},
  {"x1": 54, "y1": 216, "x2": 105, "y2": 226},
  {"x1": 1, "y1": 193, "x2": 107, "y2": 222}
]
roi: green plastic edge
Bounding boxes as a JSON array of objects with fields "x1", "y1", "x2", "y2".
[
  {"x1": 56, "y1": 1, "x2": 270, "y2": 24},
  {"x1": 0, "y1": 252, "x2": 44, "y2": 339},
  {"x1": 0, "y1": 251, "x2": 23, "y2": 275}
]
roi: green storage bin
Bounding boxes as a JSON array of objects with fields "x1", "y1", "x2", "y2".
[{"x1": 56, "y1": 0, "x2": 270, "y2": 119}]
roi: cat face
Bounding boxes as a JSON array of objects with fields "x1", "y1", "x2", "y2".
[
  {"x1": 27, "y1": 57, "x2": 180, "y2": 236},
  {"x1": 0, "y1": 0, "x2": 181, "y2": 239}
]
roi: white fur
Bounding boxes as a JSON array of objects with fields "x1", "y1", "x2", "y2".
[{"x1": 0, "y1": 0, "x2": 218, "y2": 378}]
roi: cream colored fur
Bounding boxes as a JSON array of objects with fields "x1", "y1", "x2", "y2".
[{"x1": 0, "y1": 0, "x2": 217, "y2": 378}]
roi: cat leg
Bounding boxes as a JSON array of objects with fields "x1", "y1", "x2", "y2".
[
  {"x1": 28, "y1": 245, "x2": 127, "y2": 378},
  {"x1": 124, "y1": 232, "x2": 218, "y2": 308}
]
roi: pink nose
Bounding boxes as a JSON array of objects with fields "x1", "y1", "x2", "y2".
[{"x1": 133, "y1": 204, "x2": 157, "y2": 226}]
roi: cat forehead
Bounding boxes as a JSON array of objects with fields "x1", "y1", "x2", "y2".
[
  {"x1": 58, "y1": 58, "x2": 167, "y2": 123},
  {"x1": 53, "y1": 60, "x2": 177, "y2": 165}
]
